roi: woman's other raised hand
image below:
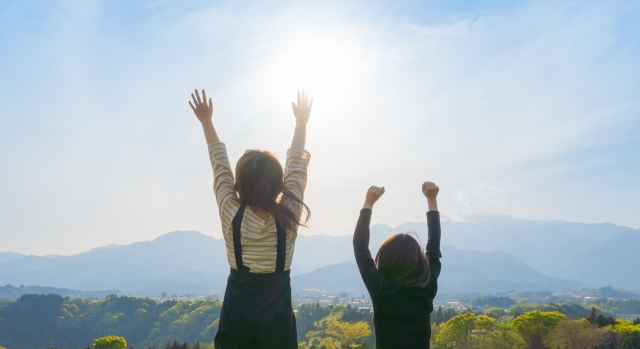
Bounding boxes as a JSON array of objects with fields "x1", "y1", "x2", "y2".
[
  {"x1": 422, "y1": 181, "x2": 439, "y2": 211},
  {"x1": 363, "y1": 186, "x2": 385, "y2": 210},
  {"x1": 189, "y1": 89, "x2": 213, "y2": 124},
  {"x1": 291, "y1": 89, "x2": 313, "y2": 122},
  {"x1": 290, "y1": 89, "x2": 313, "y2": 149}
]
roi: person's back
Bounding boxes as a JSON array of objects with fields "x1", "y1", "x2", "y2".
[
  {"x1": 189, "y1": 89, "x2": 314, "y2": 349},
  {"x1": 368, "y1": 280, "x2": 437, "y2": 347},
  {"x1": 353, "y1": 183, "x2": 442, "y2": 349}
]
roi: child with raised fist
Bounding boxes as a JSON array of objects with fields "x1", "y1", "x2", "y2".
[{"x1": 353, "y1": 182, "x2": 442, "y2": 348}]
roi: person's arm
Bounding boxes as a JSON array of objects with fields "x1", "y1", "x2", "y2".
[
  {"x1": 281, "y1": 90, "x2": 313, "y2": 217},
  {"x1": 353, "y1": 186, "x2": 388, "y2": 297},
  {"x1": 290, "y1": 89, "x2": 313, "y2": 150},
  {"x1": 189, "y1": 89, "x2": 239, "y2": 237},
  {"x1": 189, "y1": 89, "x2": 220, "y2": 145},
  {"x1": 422, "y1": 181, "x2": 442, "y2": 296}
]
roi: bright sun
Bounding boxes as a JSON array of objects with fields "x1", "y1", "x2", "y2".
[{"x1": 266, "y1": 34, "x2": 362, "y2": 100}]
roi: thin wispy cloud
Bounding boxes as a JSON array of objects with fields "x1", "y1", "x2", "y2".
[{"x1": 1, "y1": 0, "x2": 638, "y2": 255}]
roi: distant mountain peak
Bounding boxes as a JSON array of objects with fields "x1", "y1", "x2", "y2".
[
  {"x1": 88, "y1": 244, "x2": 123, "y2": 252},
  {"x1": 455, "y1": 212, "x2": 515, "y2": 223},
  {"x1": 0, "y1": 252, "x2": 24, "y2": 263},
  {"x1": 153, "y1": 230, "x2": 220, "y2": 242}
]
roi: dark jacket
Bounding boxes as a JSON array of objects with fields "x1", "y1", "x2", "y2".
[{"x1": 353, "y1": 209, "x2": 442, "y2": 349}]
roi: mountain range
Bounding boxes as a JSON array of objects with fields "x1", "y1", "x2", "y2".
[{"x1": 1, "y1": 214, "x2": 638, "y2": 297}]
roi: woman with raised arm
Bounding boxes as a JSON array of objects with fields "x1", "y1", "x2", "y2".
[
  {"x1": 189, "y1": 89, "x2": 313, "y2": 349},
  {"x1": 353, "y1": 182, "x2": 442, "y2": 348}
]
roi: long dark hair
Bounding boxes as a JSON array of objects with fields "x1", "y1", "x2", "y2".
[
  {"x1": 375, "y1": 233, "x2": 430, "y2": 287},
  {"x1": 235, "y1": 150, "x2": 310, "y2": 231}
]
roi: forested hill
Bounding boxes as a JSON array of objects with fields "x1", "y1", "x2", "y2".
[
  {"x1": 0, "y1": 294, "x2": 221, "y2": 349},
  {"x1": 2, "y1": 294, "x2": 640, "y2": 349},
  {"x1": 0, "y1": 294, "x2": 375, "y2": 349}
]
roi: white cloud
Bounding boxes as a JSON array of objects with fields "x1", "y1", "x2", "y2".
[{"x1": 1, "y1": 0, "x2": 639, "y2": 255}]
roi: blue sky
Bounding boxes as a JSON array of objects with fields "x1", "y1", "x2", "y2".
[{"x1": 1, "y1": 0, "x2": 639, "y2": 255}]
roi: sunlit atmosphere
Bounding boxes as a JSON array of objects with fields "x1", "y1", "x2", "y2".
[
  {"x1": 1, "y1": 0, "x2": 639, "y2": 256},
  {"x1": 2, "y1": 1, "x2": 640, "y2": 348}
]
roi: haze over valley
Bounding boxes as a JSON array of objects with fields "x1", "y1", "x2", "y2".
[{"x1": 1, "y1": 214, "x2": 638, "y2": 297}]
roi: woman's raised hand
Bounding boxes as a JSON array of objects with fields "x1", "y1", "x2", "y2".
[
  {"x1": 363, "y1": 186, "x2": 385, "y2": 209},
  {"x1": 291, "y1": 89, "x2": 313, "y2": 122},
  {"x1": 422, "y1": 182, "x2": 439, "y2": 200},
  {"x1": 189, "y1": 89, "x2": 213, "y2": 124},
  {"x1": 422, "y1": 182, "x2": 439, "y2": 211},
  {"x1": 190, "y1": 89, "x2": 220, "y2": 144}
]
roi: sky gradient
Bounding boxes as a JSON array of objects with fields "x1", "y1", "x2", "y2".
[{"x1": 1, "y1": 0, "x2": 639, "y2": 255}]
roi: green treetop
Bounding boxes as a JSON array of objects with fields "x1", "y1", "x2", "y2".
[
  {"x1": 93, "y1": 335, "x2": 127, "y2": 349},
  {"x1": 511, "y1": 310, "x2": 566, "y2": 348},
  {"x1": 434, "y1": 312, "x2": 476, "y2": 349}
]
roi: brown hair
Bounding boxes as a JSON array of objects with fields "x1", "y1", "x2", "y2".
[
  {"x1": 235, "y1": 150, "x2": 310, "y2": 231},
  {"x1": 375, "y1": 233, "x2": 430, "y2": 287}
]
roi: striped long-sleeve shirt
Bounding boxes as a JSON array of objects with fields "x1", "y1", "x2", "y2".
[{"x1": 208, "y1": 142, "x2": 311, "y2": 273}]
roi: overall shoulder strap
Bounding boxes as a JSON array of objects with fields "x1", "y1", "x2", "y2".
[
  {"x1": 275, "y1": 219, "x2": 286, "y2": 273},
  {"x1": 232, "y1": 203, "x2": 248, "y2": 271}
]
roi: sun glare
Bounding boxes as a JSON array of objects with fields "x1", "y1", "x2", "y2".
[{"x1": 266, "y1": 35, "x2": 362, "y2": 99}]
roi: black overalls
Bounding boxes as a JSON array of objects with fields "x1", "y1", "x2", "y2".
[{"x1": 214, "y1": 204, "x2": 298, "y2": 349}]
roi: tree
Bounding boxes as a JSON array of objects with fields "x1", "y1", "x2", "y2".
[
  {"x1": 93, "y1": 335, "x2": 127, "y2": 349},
  {"x1": 325, "y1": 320, "x2": 372, "y2": 349},
  {"x1": 587, "y1": 307, "x2": 598, "y2": 323},
  {"x1": 511, "y1": 310, "x2": 566, "y2": 349},
  {"x1": 611, "y1": 319, "x2": 640, "y2": 349},
  {"x1": 586, "y1": 307, "x2": 616, "y2": 328},
  {"x1": 484, "y1": 307, "x2": 505, "y2": 320},
  {"x1": 300, "y1": 306, "x2": 373, "y2": 349},
  {"x1": 318, "y1": 337, "x2": 339, "y2": 349},
  {"x1": 432, "y1": 306, "x2": 459, "y2": 326},
  {"x1": 474, "y1": 315, "x2": 496, "y2": 348},
  {"x1": 599, "y1": 330, "x2": 623, "y2": 349},
  {"x1": 471, "y1": 296, "x2": 516, "y2": 308},
  {"x1": 480, "y1": 324, "x2": 527, "y2": 349},
  {"x1": 547, "y1": 319, "x2": 606, "y2": 349},
  {"x1": 167, "y1": 340, "x2": 188, "y2": 349},
  {"x1": 431, "y1": 322, "x2": 439, "y2": 342},
  {"x1": 434, "y1": 312, "x2": 476, "y2": 349},
  {"x1": 475, "y1": 315, "x2": 495, "y2": 334},
  {"x1": 300, "y1": 336, "x2": 339, "y2": 349}
]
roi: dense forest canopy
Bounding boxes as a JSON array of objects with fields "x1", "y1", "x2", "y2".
[
  {"x1": 1, "y1": 294, "x2": 640, "y2": 349},
  {"x1": 0, "y1": 294, "x2": 218, "y2": 349},
  {"x1": 0, "y1": 294, "x2": 376, "y2": 349}
]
